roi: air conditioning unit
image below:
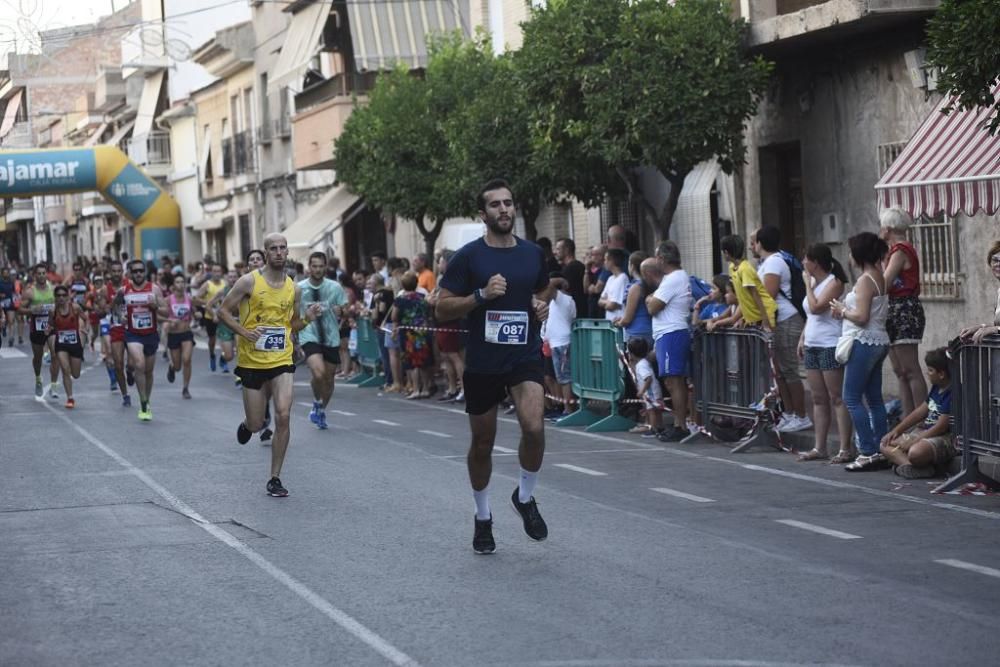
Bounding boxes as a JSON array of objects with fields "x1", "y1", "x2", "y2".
[
  {"x1": 904, "y1": 48, "x2": 927, "y2": 89},
  {"x1": 822, "y1": 212, "x2": 843, "y2": 244}
]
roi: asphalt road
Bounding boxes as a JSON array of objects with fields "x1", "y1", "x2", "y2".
[{"x1": 2, "y1": 342, "x2": 999, "y2": 667}]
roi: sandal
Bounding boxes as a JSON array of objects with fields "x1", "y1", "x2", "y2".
[
  {"x1": 829, "y1": 450, "x2": 857, "y2": 464},
  {"x1": 844, "y1": 453, "x2": 891, "y2": 472},
  {"x1": 796, "y1": 448, "x2": 828, "y2": 462}
]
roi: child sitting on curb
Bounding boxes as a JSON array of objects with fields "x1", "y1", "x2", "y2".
[
  {"x1": 628, "y1": 337, "x2": 664, "y2": 438},
  {"x1": 879, "y1": 347, "x2": 954, "y2": 479}
]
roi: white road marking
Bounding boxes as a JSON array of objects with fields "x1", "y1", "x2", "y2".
[
  {"x1": 39, "y1": 401, "x2": 421, "y2": 667},
  {"x1": 935, "y1": 558, "x2": 1000, "y2": 579},
  {"x1": 418, "y1": 430, "x2": 452, "y2": 438},
  {"x1": 331, "y1": 410, "x2": 356, "y2": 417},
  {"x1": 494, "y1": 446, "x2": 517, "y2": 454},
  {"x1": 554, "y1": 463, "x2": 607, "y2": 477},
  {"x1": 775, "y1": 519, "x2": 862, "y2": 540},
  {"x1": 373, "y1": 419, "x2": 400, "y2": 426},
  {"x1": 363, "y1": 392, "x2": 1000, "y2": 522},
  {"x1": 0, "y1": 347, "x2": 27, "y2": 358},
  {"x1": 650, "y1": 487, "x2": 715, "y2": 503}
]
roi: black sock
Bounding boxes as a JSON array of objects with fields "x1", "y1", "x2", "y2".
[{"x1": 141, "y1": 399, "x2": 148, "y2": 411}]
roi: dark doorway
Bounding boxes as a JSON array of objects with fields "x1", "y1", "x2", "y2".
[
  {"x1": 238, "y1": 213, "x2": 252, "y2": 262},
  {"x1": 341, "y1": 204, "x2": 385, "y2": 273},
  {"x1": 758, "y1": 142, "x2": 805, "y2": 255}
]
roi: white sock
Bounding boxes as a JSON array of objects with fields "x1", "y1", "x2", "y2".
[
  {"x1": 473, "y1": 487, "x2": 490, "y2": 521},
  {"x1": 519, "y1": 468, "x2": 538, "y2": 503}
]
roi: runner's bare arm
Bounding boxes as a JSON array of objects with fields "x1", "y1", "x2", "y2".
[
  {"x1": 435, "y1": 287, "x2": 478, "y2": 321},
  {"x1": 75, "y1": 304, "x2": 89, "y2": 342},
  {"x1": 18, "y1": 287, "x2": 33, "y2": 316},
  {"x1": 216, "y1": 273, "x2": 257, "y2": 340},
  {"x1": 153, "y1": 285, "x2": 171, "y2": 319},
  {"x1": 290, "y1": 283, "x2": 322, "y2": 334}
]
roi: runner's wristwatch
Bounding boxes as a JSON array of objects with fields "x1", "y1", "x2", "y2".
[{"x1": 474, "y1": 288, "x2": 486, "y2": 305}]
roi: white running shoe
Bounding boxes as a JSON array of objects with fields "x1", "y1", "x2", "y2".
[
  {"x1": 774, "y1": 414, "x2": 798, "y2": 432},
  {"x1": 789, "y1": 415, "x2": 813, "y2": 432}
]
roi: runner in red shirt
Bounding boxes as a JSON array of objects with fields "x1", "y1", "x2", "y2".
[
  {"x1": 102, "y1": 263, "x2": 132, "y2": 406},
  {"x1": 114, "y1": 259, "x2": 169, "y2": 421},
  {"x1": 47, "y1": 285, "x2": 88, "y2": 409}
]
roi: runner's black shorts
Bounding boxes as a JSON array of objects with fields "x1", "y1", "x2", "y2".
[
  {"x1": 55, "y1": 342, "x2": 84, "y2": 359},
  {"x1": 463, "y1": 359, "x2": 545, "y2": 416},
  {"x1": 29, "y1": 331, "x2": 52, "y2": 347},
  {"x1": 167, "y1": 331, "x2": 195, "y2": 350},
  {"x1": 202, "y1": 319, "x2": 218, "y2": 337},
  {"x1": 301, "y1": 342, "x2": 340, "y2": 365},
  {"x1": 235, "y1": 364, "x2": 295, "y2": 390}
]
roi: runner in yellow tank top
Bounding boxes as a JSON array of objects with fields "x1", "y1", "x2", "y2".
[
  {"x1": 194, "y1": 264, "x2": 226, "y2": 371},
  {"x1": 217, "y1": 233, "x2": 324, "y2": 498}
]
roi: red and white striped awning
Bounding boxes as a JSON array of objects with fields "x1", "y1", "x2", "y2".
[{"x1": 875, "y1": 84, "x2": 1000, "y2": 218}]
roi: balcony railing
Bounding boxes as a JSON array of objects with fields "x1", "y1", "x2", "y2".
[
  {"x1": 126, "y1": 130, "x2": 171, "y2": 166},
  {"x1": 0, "y1": 121, "x2": 32, "y2": 148},
  {"x1": 221, "y1": 130, "x2": 256, "y2": 177}
]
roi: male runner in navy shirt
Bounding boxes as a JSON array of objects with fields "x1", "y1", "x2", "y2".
[{"x1": 437, "y1": 179, "x2": 553, "y2": 554}]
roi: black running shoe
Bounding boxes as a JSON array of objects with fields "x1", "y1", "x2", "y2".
[
  {"x1": 167, "y1": 365, "x2": 175, "y2": 383},
  {"x1": 266, "y1": 477, "x2": 288, "y2": 497},
  {"x1": 259, "y1": 428, "x2": 273, "y2": 443},
  {"x1": 657, "y1": 426, "x2": 690, "y2": 443},
  {"x1": 510, "y1": 488, "x2": 548, "y2": 541},
  {"x1": 237, "y1": 422, "x2": 253, "y2": 445},
  {"x1": 126, "y1": 367, "x2": 135, "y2": 386},
  {"x1": 473, "y1": 515, "x2": 496, "y2": 554}
]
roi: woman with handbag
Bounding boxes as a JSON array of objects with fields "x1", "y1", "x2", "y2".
[
  {"x1": 796, "y1": 244, "x2": 853, "y2": 463},
  {"x1": 830, "y1": 233, "x2": 891, "y2": 472}
]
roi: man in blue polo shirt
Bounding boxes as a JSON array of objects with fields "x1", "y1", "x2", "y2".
[{"x1": 437, "y1": 179, "x2": 552, "y2": 555}]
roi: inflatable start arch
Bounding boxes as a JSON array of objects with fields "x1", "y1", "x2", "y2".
[{"x1": 0, "y1": 146, "x2": 180, "y2": 264}]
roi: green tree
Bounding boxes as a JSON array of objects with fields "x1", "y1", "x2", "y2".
[
  {"x1": 333, "y1": 67, "x2": 439, "y2": 258},
  {"x1": 927, "y1": 0, "x2": 1000, "y2": 135},
  {"x1": 519, "y1": 0, "x2": 772, "y2": 241},
  {"x1": 432, "y1": 32, "x2": 620, "y2": 241}
]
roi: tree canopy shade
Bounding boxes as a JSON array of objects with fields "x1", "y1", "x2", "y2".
[
  {"x1": 926, "y1": 0, "x2": 1000, "y2": 136},
  {"x1": 333, "y1": 65, "x2": 447, "y2": 258},
  {"x1": 518, "y1": 0, "x2": 772, "y2": 241}
]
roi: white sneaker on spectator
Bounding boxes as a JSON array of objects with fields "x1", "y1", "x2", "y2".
[
  {"x1": 774, "y1": 414, "x2": 798, "y2": 432},
  {"x1": 791, "y1": 415, "x2": 813, "y2": 431},
  {"x1": 778, "y1": 414, "x2": 812, "y2": 432}
]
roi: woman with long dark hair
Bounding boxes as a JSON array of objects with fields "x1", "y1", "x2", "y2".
[
  {"x1": 831, "y1": 233, "x2": 890, "y2": 472},
  {"x1": 797, "y1": 244, "x2": 853, "y2": 462}
]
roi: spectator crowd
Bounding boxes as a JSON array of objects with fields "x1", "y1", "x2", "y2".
[{"x1": 4, "y1": 206, "x2": 999, "y2": 486}]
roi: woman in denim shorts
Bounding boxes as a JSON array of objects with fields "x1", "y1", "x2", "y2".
[{"x1": 797, "y1": 244, "x2": 854, "y2": 463}]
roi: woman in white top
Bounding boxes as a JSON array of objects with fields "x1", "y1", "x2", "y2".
[
  {"x1": 796, "y1": 244, "x2": 853, "y2": 463},
  {"x1": 830, "y1": 232, "x2": 891, "y2": 472}
]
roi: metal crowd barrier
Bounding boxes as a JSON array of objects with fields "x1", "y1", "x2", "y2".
[
  {"x1": 556, "y1": 319, "x2": 636, "y2": 432},
  {"x1": 347, "y1": 317, "x2": 385, "y2": 388},
  {"x1": 687, "y1": 327, "x2": 780, "y2": 453},
  {"x1": 933, "y1": 335, "x2": 1000, "y2": 493}
]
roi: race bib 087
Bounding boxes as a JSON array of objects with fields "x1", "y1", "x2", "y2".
[
  {"x1": 484, "y1": 310, "x2": 529, "y2": 345},
  {"x1": 254, "y1": 326, "x2": 287, "y2": 352}
]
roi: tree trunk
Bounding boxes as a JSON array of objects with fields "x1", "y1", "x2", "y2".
[
  {"x1": 413, "y1": 213, "x2": 443, "y2": 260},
  {"x1": 657, "y1": 172, "x2": 686, "y2": 242},
  {"x1": 616, "y1": 165, "x2": 661, "y2": 245},
  {"x1": 521, "y1": 196, "x2": 541, "y2": 241}
]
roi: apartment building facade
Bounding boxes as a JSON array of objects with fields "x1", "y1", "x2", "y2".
[
  {"x1": 0, "y1": 1, "x2": 142, "y2": 267},
  {"x1": 728, "y1": 0, "x2": 999, "y2": 356}
]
